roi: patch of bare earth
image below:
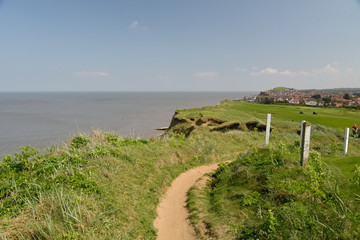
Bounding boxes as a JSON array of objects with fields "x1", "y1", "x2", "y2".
[{"x1": 154, "y1": 163, "x2": 219, "y2": 240}]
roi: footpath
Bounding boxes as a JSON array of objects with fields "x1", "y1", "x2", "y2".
[{"x1": 154, "y1": 163, "x2": 219, "y2": 240}]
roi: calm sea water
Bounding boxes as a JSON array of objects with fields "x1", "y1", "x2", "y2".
[{"x1": 0, "y1": 92, "x2": 252, "y2": 157}]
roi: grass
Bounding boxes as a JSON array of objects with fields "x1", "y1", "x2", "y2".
[
  {"x1": 188, "y1": 144, "x2": 360, "y2": 239},
  {"x1": 0, "y1": 129, "x2": 262, "y2": 239},
  {"x1": 184, "y1": 102, "x2": 360, "y2": 239},
  {"x1": 178, "y1": 101, "x2": 360, "y2": 130},
  {"x1": 1, "y1": 101, "x2": 360, "y2": 239}
]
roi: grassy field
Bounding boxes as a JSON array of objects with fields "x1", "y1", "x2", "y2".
[
  {"x1": 181, "y1": 102, "x2": 360, "y2": 239},
  {"x1": 1, "y1": 101, "x2": 360, "y2": 239},
  {"x1": 180, "y1": 101, "x2": 360, "y2": 130}
]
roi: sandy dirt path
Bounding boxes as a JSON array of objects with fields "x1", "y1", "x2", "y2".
[{"x1": 154, "y1": 163, "x2": 219, "y2": 240}]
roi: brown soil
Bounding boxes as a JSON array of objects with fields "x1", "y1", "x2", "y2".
[
  {"x1": 210, "y1": 121, "x2": 240, "y2": 132},
  {"x1": 245, "y1": 120, "x2": 268, "y2": 131},
  {"x1": 154, "y1": 163, "x2": 219, "y2": 240}
]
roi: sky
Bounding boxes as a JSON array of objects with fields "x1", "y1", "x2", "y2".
[{"x1": 0, "y1": 0, "x2": 360, "y2": 92}]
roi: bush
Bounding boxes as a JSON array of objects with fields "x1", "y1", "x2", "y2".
[
  {"x1": 0, "y1": 145, "x2": 102, "y2": 219},
  {"x1": 71, "y1": 136, "x2": 89, "y2": 148}
]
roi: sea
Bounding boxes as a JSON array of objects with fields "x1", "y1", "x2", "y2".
[{"x1": 0, "y1": 92, "x2": 253, "y2": 158}]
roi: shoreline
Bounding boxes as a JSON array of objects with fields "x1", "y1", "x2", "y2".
[{"x1": 0, "y1": 92, "x2": 254, "y2": 158}]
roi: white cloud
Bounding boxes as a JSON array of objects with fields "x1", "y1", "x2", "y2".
[
  {"x1": 278, "y1": 70, "x2": 309, "y2": 76},
  {"x1": 298, "y1": 71, "x2": 311, "y2": 76},
  {"x1": 251, "y1": 67, "x2": 278, "y2": 76},
  {"x1": 251, "y1": 63, "x2": 339, "y2": 77},
  {"x1": 278, "y1": 70, "x2": 294, "y2": 76},
  {"x1": 311, "y1": 64, "x2": 339, "y2": 74},
  {"x1": 235, "y1": 67, "x2": 247, "y2": 72},
  {"x1": 195, "y1": 72, "x2": 219, "y2": 78},
  {"x1": 129, "y1": 20, "x2": 139, "y2": 29},
  {"x1": 73, "y1": 71, "x2": 110, "y2": 77}
]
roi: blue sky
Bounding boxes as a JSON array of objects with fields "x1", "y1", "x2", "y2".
[{"x1": 0, "y1": 0, "x2": 359, "y2": 91}]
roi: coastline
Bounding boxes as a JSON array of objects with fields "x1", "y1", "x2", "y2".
[
  {"x1": 2, "y1": 100, "x2": 360, "y2": 239},
  {"x1": 0, "y1": 92, "x2": 254, "y2": 158}
]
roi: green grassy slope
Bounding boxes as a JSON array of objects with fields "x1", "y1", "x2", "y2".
[
  {"x1": 182, "y1": 102, "x2": 360, "y2": 239},
  {"x1": 0, "y1": 130, "x2": 264, "y2": 239},
  {"x1": 199, "y1": 101, "x2": 360, "y2": 129},
  {"x1": 190, "y1": 145, "x2": 360, "y2": 239},
  {"x1": 1, "y1": 101, "x2": 360, "y2": 239}
]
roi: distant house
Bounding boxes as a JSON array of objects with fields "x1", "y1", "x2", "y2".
[
  {"x1": 335, "y1": 103, "x2": 343, "y2": 107},
  {"x1": 256, "y1": 91, "x2": 274, "y2": 104},
  {"x1": 289, "y1": 98, "x2": 300, "y2": 104},
  {"x1": 342, "y1": 100, "x2": 353, "y2": 106},
  {"x1": 245, "y1": 88, "x2": 360, "y2": 107},
  {"x1": 305, "y1": 100, "x2": 317, "y2": 106},
  {"x1": 243, "y1": 96, "x2": 256, "y2": 102},
  {"x1": 275, "y1": 97, "x2": 288, "y2": 102}
]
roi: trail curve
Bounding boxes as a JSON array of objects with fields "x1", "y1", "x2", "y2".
[{"x1": 154, "y1": 163, "x2": 219, "y2": 240}]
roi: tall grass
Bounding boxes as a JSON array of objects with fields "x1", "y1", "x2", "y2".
[{"x1": 0, "y1": 128, "x2": 258, "y2": 239}]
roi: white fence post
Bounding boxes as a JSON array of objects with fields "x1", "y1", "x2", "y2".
[
  {"x1": 300, "y1": 121, "x2": 311, "y2": 168},
  {"x1": 300, "y1": 120, "x2": 306, "y2": 147},
  {"x1": 344, "y1": 128, "x2": 349, "y2": 154},
  {"x1": 265, "y1": 113, "x2": 271, "y2": 145}
]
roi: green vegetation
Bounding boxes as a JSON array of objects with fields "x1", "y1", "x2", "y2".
[
  {"x1": 0, "y1": 129, "x2": 258, "y2": 239},
  {"x1": 182, "y1": 102, "x2": 360, "y2": 239},
  {"x1": 171, "y1": 101, "x2": 360, "y2": 134},
  {"x1": 1, "y1": 102, "x2": 360, "y2": 239},
  {"x1": 269, "y1": 87, "x2": 289, "y2": 92},
  {"x1": 188, "y1": 143, "x2": 360, "y2": 239}
]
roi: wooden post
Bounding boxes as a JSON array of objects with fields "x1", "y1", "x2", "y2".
[
  {"x1": 300, "y1": 121, "x2": 311, "y2": 168},
  {"x1": 265, "y1": 113, "x2": 271, "y2": 145},
  {"x1": 300, "y1": 120, "x2": 305, "y2": 147},
  {"x1": 344, "y1": 128, "x2": 349, "y2": 154}
]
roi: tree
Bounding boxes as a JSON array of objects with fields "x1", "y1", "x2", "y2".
[
  {"x1": 344, "y1": 93, "x2": 352, "y2": 100},
  {"x1": 264, "y1": 98, "x2": 274, "y2": 104},
  {"x1": 312, "y1": 94, "x2": 321, "y2": 100},
  {"x1": 322, "y1": 97, "x2": 332, "y2": 106}
]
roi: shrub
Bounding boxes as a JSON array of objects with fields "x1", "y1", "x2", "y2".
[
  {"x1": 0, "y1": 145, "x2": 103, "y2": 219},
  {"x1": 71, "y1": 136, "x2": 89, "y2": 148}
]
